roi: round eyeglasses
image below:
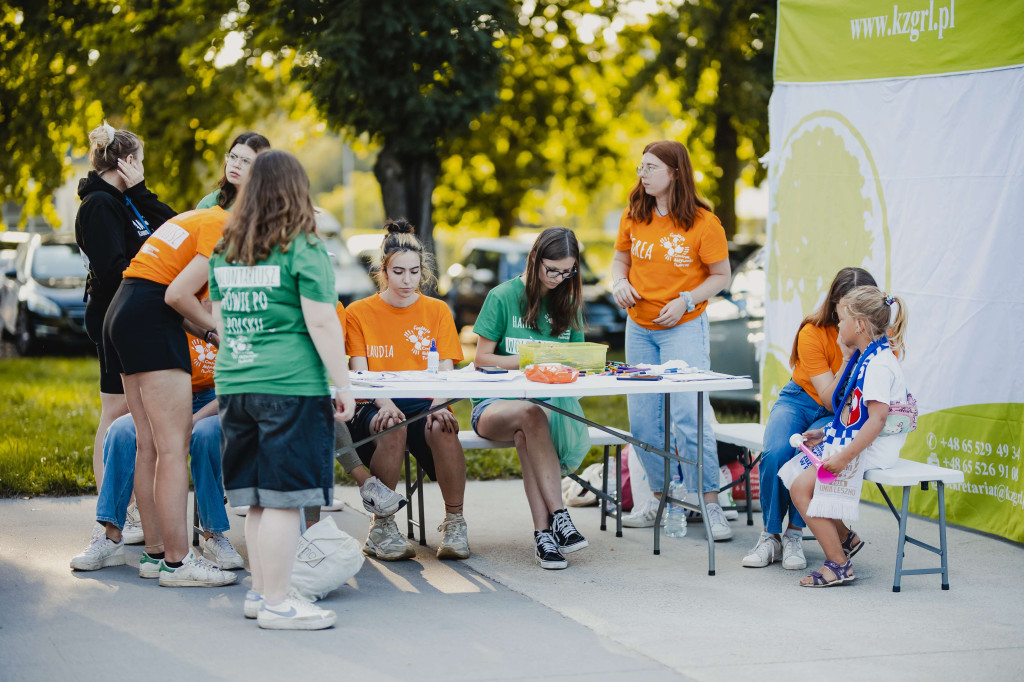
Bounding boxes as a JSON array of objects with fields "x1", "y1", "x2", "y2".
[
  {"x1": 636, "y1": 164, "x2": 677, "y2": 178},
  {"x1": 225, "y1": 152, "x2": 254, "y2": 167}
]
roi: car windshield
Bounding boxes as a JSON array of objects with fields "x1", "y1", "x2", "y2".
[{"x1": 32, "y1": 243, "x2": 86, "y2": 280}]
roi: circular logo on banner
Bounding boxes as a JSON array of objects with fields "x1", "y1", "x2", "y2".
[{"x1": 763, "y1": 110, "x2": 890, "y2": 415}]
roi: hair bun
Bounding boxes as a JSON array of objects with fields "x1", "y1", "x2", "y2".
[{"x1": 384, "y1": 218, "x2": 415, "y2": 235}]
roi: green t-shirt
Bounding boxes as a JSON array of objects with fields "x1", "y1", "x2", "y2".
[
  {"x1": 471, "y1": 276, "x2": 583, "y2": 405},
  {"x1": 209, "y1": 234, "x2": 337, "y2": 396},
  {"x1": 196, "y1": 190, "x2": 225, "y2": 211}
]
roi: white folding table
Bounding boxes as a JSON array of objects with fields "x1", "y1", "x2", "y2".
[{"x1": 349, "y1": 370, "x2": 752, "y2": 575}]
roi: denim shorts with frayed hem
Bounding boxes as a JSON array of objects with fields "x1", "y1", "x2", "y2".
[{"x1": 220, "y1": 393, "x2": 334, "y2": 509}]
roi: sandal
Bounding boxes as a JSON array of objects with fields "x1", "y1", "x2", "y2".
[
  {"x1": 842, "y1": 530, "x2": 864, "y2": 559},
  {"x1": 800, "y1": 559, "x2": 855, "y2": 587}
]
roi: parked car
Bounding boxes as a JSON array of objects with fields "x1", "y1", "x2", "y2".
[
  {"x1": 706, "y1": 246, "x2": 765, "y2": 406},
  {"x1": 313, "y1": 209, "x2": 377, "y2": 306},
  {"x1": 444, "y1": 237, "x2": 627, "y2": 346},
  {"x1": 1, "y1": 235, "x2": 90, "y2": 355}
]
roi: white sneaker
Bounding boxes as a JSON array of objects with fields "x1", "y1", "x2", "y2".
[
  {"x1": 257, "y1": 590, "x2": 336, "y2": 630},
  {"x1": 158, "y1": 549, "x2": 238, "y2": 587},
  {"x1": 360, "y1": 476, "x2": 407, "y2": 517},
  {"x1": 741, "y1": 532, "x2": 782, "y2": 568},
  {"x1": 139, "y1": 552, "x2": 161, "y2": 579},
  {"x1": 122, "y1": 502, "x2": 145, "y2": 544},
  {"x1": 363, "y1": 515, "x2": 415, "y2": 561},
  {"x1": 436, "y1": 512, "x2": 470, "y2": 560},
  {"x1": 70, "y1": 535, "x2": 125, "y2": 571},
  {"x1": 203, "y1": 532, "x2": 245, "y2": 570},
  {"x1": 621, "y1": 497, "x2": 662, "y2": 528},
  {"x1": 244, "y1": 589, "x2": 263, "y2": 619},
  {"x1": 782, "y1": 529, "x2": 808, "y2": 570},
  {"x1": 705, "y1": 502, "x2": 733, "y2": 541}
]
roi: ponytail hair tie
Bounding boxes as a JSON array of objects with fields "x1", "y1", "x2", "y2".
[{"x1": 884, "y1": 294, "x2": 895, "y2": 306}]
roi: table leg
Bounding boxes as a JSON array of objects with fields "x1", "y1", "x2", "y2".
[
  {"x1": 654, "y1": 393, "x2": 670, "y2": 555},
  {"x1": 697, "y1": 393, "x2": 715, "y2": 576}
]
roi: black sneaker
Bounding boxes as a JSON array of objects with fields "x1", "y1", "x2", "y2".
[
  {"x1": 534, "y1": 530, "x2": 567, "y2": 570},
  {"x1": 550, "y1": 509, "x2": 589, "y2": 553}
]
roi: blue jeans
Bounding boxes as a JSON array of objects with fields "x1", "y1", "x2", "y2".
[
  {"x1": 625, "y1": 315, "x2": 719, "y2": 494},
  {"x1": 759, "y1": 380, "x2": 833, "y2": 533},
  {"x1": 95, "y1": 388, "x2": 230, "y2": 533}
]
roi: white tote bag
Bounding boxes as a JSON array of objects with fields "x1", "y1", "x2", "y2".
[{"x1": 291, "y1": 516, "x2": 364, "y2": 602}]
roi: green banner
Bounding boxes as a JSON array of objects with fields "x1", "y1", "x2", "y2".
[
  {"x1": 776, "y1": 0, "x2": 1024, "y2": 82},
  {"x1": 861, "y1": 403, "x2": 1024, "y2": 543}
]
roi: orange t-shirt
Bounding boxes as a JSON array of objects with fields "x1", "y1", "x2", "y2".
[
  {"x1": 791, "y1": 323, "x2": 843, "y2": 407},
  {"x1": 335, "y1": 301, "x2": 346, "y2": 335},
  {"x1": 187, "y1": 332, "x2": 217, "y2": 392},
  {"x1": 345, "y1": 293, "x2": 463, "y2": 371},
  {"x1": 123, "y1": 208, "x2": 229, "y2": 289},
  {"x1": 613, "y1": 207, "x2": 728, "y2": 330}
]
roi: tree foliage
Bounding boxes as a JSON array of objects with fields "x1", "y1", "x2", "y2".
[
  {"x1": 1, "y1": 0, "x2": 262, "y2": 224},
  {"x1": 621, "y1": 0, "x2": 775, "y2": 238},
  {"x1": 246, "y1": 0, "x2": 515, "y2": 253},
  {"x1": 436, "y1": 0, "x2": 624, "y2": 237}
]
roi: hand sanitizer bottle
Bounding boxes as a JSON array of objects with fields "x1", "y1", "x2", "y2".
[{"x1": 426, "y1": 339, "x2": 439, "y2": 373}]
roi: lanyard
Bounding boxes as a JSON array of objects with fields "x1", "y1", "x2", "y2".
[{"x1": 124, "y1": 197, "x2": 151, "y2": 235}]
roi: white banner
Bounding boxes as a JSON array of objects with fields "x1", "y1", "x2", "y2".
[{"x1": 765, "y1": 65, "x2": 1024, "y2": 542}]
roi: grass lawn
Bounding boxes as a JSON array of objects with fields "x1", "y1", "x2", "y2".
[{"x1": 0, "y1": 354, "x2": 757, "y2": 496}]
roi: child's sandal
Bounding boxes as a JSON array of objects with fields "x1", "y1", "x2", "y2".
[
  {"x1": 842, "y1": 530, "x2": 864, "y2": 559},
  {"x1": 800, "y1": 559, "x2": 855, "y2": 587}
]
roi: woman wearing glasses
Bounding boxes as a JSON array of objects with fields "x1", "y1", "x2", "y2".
[
  {"x1": 471, "y1": 227, "x2": 590, "y2": 570},
  {"x1": 611, "y1": 141, "x2": 734, "y2": 540},
  {"x1": 197, "y1": 132, "x2": 271, "y2": 210}
]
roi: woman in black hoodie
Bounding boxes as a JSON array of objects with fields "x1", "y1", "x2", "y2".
[{"x1": 75, "y1": 122, "x2": 176, "y2": 489}]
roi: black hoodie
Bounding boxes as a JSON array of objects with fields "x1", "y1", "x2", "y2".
[{"x1": 74, "y1": 172, "x2": 176, "y2": 314}]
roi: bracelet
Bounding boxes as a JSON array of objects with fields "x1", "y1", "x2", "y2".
[
  {"x1": 204, "y1": 329, "x2": 216, "y2": 343},
  {"x1": 613, "y1": 277, "x2": 628, "y2": 288}
]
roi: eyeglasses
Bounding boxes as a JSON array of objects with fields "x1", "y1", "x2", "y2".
[
  {"x1": 544, "y1": 266, "x2": 577, "y2": 281},
  {"x1": 636, "y1": 164, "x2": 674, "y2": 177},
  {"x1": 225, "y1": 152, "x2": 254, "y2": 167}
]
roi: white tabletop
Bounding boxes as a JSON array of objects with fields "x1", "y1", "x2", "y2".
[{"x1": 348, "y1": 370, "x2": 751, "y2": 400}]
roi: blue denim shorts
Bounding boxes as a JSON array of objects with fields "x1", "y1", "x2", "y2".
[
  {"x1": 219, "y1": 393, "x2": 334, "y2": 509},
  {"x1": 470, "y1": 398, "x2": 503, "y2": 432}
]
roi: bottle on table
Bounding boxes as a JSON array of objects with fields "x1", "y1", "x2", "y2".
[
  {"x1": 665, "y1": 474, "x2": 687, "y2": 538},
  {"x1": 426, "y1": 339, "x2": 439, "y2": 373}
]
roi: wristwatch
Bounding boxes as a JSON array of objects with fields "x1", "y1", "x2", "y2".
[{"x1": 678, "y1": 290, "x2": 695, "y2": 312}]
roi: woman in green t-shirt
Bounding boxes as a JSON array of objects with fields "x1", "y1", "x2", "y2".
[
  {"x1": 195, "y1": 132, "x2": 270, "y2": 210},
  {"x1": 471, "y1": 227, "x2": 590, "y2": 570},
  {"x1": 210, "y1": 150, "x2": 355, "y2": 630}
]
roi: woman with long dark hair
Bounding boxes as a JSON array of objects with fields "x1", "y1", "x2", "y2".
[
  {"x1": 611, "y1": 140, "x2": 733, "y2": 540},
  {"x1": 471, "y1": 227, "x2": 590, "y2": 570},
  {"x1": 741, "y1": 267, "x2": 877, "y2": 571},
  {"x1": 211, "y1": 150, "x2": 355, "y2": 629},
  {"x1": 196, "y1": 132, "x2": 271, "y2": 211}
]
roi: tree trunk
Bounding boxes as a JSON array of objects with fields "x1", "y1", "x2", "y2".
[
  {"x1": 372, "y1": 145, "x2": 439, "y2": 255},
  {"x1": 713, "y1": 108, "x2": 738, "y2": 241}
]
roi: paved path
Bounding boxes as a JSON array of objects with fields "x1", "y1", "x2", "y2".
[{"x1": 2, "y1": 480, "x2": 1022, "y2": 681}]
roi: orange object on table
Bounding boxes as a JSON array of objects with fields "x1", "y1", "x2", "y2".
[{"x1": 523, "y1": 363, "x2": 579, "y2": 384}]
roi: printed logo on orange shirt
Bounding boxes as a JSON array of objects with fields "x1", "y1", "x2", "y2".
[
  {"x1": 660, "y1": 233, "x2": 693, "y2": 268},
  {"x1": 404, "y1": 325, "x2": 433, "y2": 358},
  {"x1": 630, "y1": 238, "x2": 655, "y2": 261}
]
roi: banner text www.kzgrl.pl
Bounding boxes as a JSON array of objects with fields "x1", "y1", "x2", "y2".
[{"x1": 851, "y1": 0, "x2": 956, "y2": 42}]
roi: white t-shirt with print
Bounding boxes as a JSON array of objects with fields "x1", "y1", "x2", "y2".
[{"x1": 856, "y1": 348, "x2": 908, "y2": 470}]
